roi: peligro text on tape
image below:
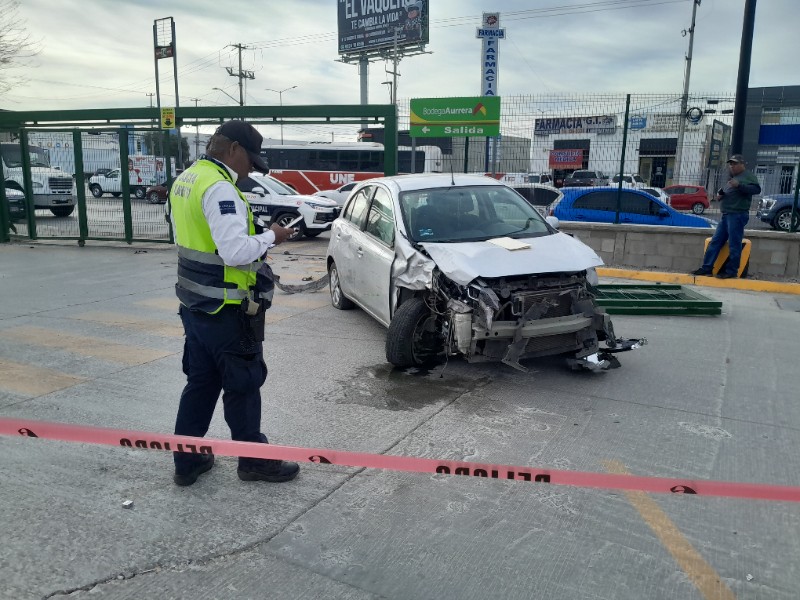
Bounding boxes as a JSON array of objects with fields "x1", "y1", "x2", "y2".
[{"x1": 3, "y1": 417, "x2": 800, "y2": 503}]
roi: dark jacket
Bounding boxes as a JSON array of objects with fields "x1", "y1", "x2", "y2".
[{"x1": 719, "y1": 170, "x2": 761, "y2": 213}]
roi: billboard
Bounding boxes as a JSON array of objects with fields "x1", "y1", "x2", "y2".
[{"x1": 338, "y1": 0, "x2": 429, "y2": 55}]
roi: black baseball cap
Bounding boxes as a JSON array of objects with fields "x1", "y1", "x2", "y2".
[
  {"x1": 726, "y1": 154, "x2": 745, "y2": 164},
  {"x1": 215, "y1": 120, "x2": 269, "y2": 173}
]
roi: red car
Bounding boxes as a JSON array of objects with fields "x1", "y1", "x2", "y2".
[{"x1": 663, "y1": 185, "x2": 709, "y2": 214}]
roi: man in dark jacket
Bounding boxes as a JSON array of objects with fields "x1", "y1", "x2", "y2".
[{"x1": 691, "y1": 154, "x2": 761, "y2": 279}]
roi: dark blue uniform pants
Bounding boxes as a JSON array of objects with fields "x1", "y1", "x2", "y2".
[{"x1": 174, "y1": 305, "x2": 268, "y2": 472}]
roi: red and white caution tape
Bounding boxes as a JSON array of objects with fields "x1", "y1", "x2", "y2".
[{"x1": 2, "y1": 417, "x2": 799, "y2": 502}]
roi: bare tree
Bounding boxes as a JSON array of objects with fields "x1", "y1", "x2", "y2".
[{"x1": 0, "y1": 0, "x2": 39, "y2": 96}]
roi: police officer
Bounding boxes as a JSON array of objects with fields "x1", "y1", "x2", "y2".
[{"x1": 169, "y1": 120, "x2": 298, "y2": 486}]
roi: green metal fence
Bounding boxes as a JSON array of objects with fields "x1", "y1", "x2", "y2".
[{"x1": 1, "y1": 105, "x2": 398, "y2": 244}]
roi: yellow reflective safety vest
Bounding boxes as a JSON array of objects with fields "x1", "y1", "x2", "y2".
[{"x1": 170, "y1": 159, "x2": 268, "y2": 314}]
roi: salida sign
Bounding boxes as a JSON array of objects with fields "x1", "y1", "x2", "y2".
[{"x1": 410, "y1": 96, "x2": 501, "y2": 138}]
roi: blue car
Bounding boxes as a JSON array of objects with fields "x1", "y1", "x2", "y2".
[{"x1": 551, "y1": 187, "x2": 714, "y2": 228}]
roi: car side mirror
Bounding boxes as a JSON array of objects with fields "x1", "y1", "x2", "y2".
[
  {"x1": 251, "y1": 186, "x2": 266, "y2": 197},
  {"x1": 545, "y1": 215, "x2": 560, "y2": 229},
  {"x1": 658, "y1": 208, "x2": 669, "y2": 217}
]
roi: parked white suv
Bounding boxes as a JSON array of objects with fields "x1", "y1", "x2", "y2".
[{"x1": 239, "y1": 173, "x2": 340, "y2": 240}]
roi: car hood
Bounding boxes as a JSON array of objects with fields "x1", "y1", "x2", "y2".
[{"x1": 419, "y1": 232, "x2": 603, "y2": 286}]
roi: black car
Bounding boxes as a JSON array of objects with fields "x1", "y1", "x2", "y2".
[
  {"x1": 756, "y1": 194, "x2": 800, "y2": 232},
  {"x1": 562, "y1": 170, "x2": 608, "y2": 187},
  {"x1": 2, "y1": 187, "x2": 27, "y2": 223}
]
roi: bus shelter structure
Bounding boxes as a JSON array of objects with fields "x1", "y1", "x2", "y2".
[{"x1": 0, "y1": 105, "x2": 398, "y2": 244}]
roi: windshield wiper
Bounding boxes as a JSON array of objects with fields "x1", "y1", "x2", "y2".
[{"x1": 507, "y1": 217, "x2": 538, "y2": 236}]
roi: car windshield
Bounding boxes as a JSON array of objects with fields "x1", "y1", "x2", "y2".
[
  {"x1": 250, "y1": 174, "x2": 296, "y2": 196},
  {"x1": 1, "y1": 143, "x2": 51, "y2": 168},
  {"x1": 399, "y1": 185, "x2": 552, "y2": 243}
]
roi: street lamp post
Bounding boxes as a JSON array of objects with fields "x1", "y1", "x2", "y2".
[
  {"x1": 212, "y1": 87, "x2": 242, "y2": 106},
  {"x1": 265, "y1": 86, "x2": 297, "y2": 144}
]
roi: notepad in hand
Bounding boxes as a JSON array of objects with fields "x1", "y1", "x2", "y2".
[{"x1": 487, "y1": 237, "x2": 531, "y2": 251}]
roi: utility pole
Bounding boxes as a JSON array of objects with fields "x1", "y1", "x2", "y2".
[
  {"x1": 146, "y1": 93, "x2": 155, "y2": 108},
  {"x1": 731, "y1": 0, "x2": 757, "y2": 155},
  {"x1": 190, "y1": 98, "x2": 200, "y2": 161},
  {"x1": 673, "y1": 0, "x2": 700, "y2": 185},
  {"x1": 226, "y1": 43, "x2": 254, "y2": 106}
]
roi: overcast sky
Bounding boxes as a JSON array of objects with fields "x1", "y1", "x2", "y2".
[{"x1": 4, "y1": 0, "x2": 796, "y2": 141}]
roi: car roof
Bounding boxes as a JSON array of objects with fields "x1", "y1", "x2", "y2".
[{"x1": 356, "y1": 173, "x2": 505, "y2": 193}]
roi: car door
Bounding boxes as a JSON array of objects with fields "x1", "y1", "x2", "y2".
[
  {"x1": 330, "y1": 185, "x2": 373, "y2": 301},
  {"x1": 666, "y1": 186, "x2": 688, "y2": 209},
  {"x1": 565, "y1": 190, "x2": 617, "y2": 223},
  {"x1": 354, "y1": 185, "x2": 395, "y2": 325},
  {"x1": 618, "y1": 190, "x2": 673, "y2": 225},
  {"x1": 106, "y1": 169, "x2": 121, "y2": 193}
]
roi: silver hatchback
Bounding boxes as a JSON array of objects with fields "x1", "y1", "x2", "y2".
[{"x1": 326, "y1": 174, "x2": 639, "y2": 371}]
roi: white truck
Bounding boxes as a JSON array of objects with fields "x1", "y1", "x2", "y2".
[
  {"x1": 88, "y1": 155, "x2": 170, "y2": 200},
  {"x1": 1, "y1": 142, "x2": 76, "y2": 217}
]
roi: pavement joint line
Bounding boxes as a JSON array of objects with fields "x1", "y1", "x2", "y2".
[
  {"x1": 603, "y1": 460, "x2": 736, "y2": 600},
  {"x1": 597, "y1": 267, "x2": 800, "y2": 295}
]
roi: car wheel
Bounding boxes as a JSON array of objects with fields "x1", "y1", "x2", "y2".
[
  {"x1": 89, "y1": 185, "x2": 103, "y2": 198},
  {"x1": 134, "y1": 187, "x2": 146, "y2": 200},
  {"x1": 147, "y1": 191, "x2": 161, "y2": 204},
  {"x1": 50, "y1": 206, "x2": 74, "y2": 217},
  {"x1": 774, "y1": 208, "x2": 792, "y2": 232},
  {"x1": 385, "y1": 297, "x2": 444, "y2": 368},
  {"x1": 274, "y1": 212, "x2": 305, "y2": 241},
  {"x1": 303, "y1": 229, "x2": 323, "y2": 238},
  {"x1": 328, "y1": 261, "x2": 354, "y2": 310},
  {"x1": 691, "y1": 202, "x2": 705, "y2": 214}
]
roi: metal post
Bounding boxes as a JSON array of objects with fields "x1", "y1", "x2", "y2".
[
  {"x1": 791, "y1": 157, "x2": 800, "y2": 233},
  {"x1": 359, "y1": 54, "x2": 369, "y2": 131},
  {"x1": 392, "y1": 28, "x2": 399, "y2": 106},
  {"x1": 72, "y1": 131, "x2": 89, "y2": 243},
  {"x1": 384, "y1": 106, "x2": 398, "y2": 176},
  {"x1": 153, "y1": 22, "x2": 164, "y2": 160},
  {"x1": 674, "y1": 0, "x2": 700, "y2": 184},
  {"x1": 0, "y1": 153, "x2": 9, "y2": 242},
  {"x1": 615, "y1": 94, "x2": 631, "y2": 224},
  {"x1": 463, "y1": 137, "x2": 470, "y2": 174},
  {"x1": 731, "y1": 0, "x2": 757, "y2": 154},
  {"x1": 119, "y1": 129, "x2": 133, "y2": 244},
  {"x1": 171, "y1": 19, "x2": 184, "y2": 169},
  {"x1": 20, "y1": 131, "x2": 36, "y2": 240}
]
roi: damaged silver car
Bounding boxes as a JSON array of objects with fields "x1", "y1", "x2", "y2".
[{"x1": 326, "y1": 174, "x2": 643, "y2": 371}]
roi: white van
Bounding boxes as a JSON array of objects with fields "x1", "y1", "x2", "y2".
[{"x1": 1, "y1": 142, "x2": 76, "y2": 217}]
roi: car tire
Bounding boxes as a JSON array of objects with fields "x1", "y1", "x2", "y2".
[
  {"x1": 147, "y1": 191, "x2": 162, "y2": 204},
  {"x1": 328, "y1": 261, "x2": 354, "y2": 310},
  {"x1": 50, "y1": 206, "x2": 75, "y2": 217},
  {"x1": 274, "y1": 212, "x2": 305, "y2": 241},
  {"x1": 134, "y1": 187, "x2": 146, "y2": 200},
  {"x1": 774, "y1": 208, "x2": 792, "y2": 232},
  {"x1": 303, "y1": 229, "x2": 323, "y2": 238},
  {"x1": 385, "y1": 297, "x2": 443, "y2": 368},
  {"x1": 691, "y1": 202, "x2": 705, "y2": 214},
  {"x1": 89, "y1": 185, "x2": 103, "y2": 198}
]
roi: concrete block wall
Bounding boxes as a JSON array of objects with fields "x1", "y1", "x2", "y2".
[{"x1": 560, "y1": 222, "x2": 800, "y2": 279}]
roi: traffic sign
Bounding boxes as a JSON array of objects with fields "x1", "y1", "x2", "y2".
[
  {"x1": 410, "y1": 96, "x2": 500, "y2": 138},
  {"x1": 160, "y1": 107, "x2": 175, "y2": 129}
]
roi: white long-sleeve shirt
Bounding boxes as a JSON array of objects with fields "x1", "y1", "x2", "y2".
[{"x1": 175, "y1": 160, "x2": 276, "y2": 267}]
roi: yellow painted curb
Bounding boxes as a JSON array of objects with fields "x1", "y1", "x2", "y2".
[{"x1": 597, "y1": 267, "x2": 800, "y2": 296}]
